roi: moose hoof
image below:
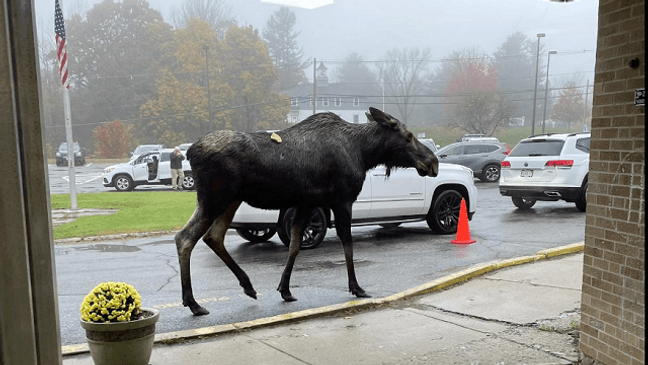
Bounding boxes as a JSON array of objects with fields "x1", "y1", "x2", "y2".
[
  {"x1": 189, "y1": 305, "x2": 210, "y2": 316},
  {"x1": 351, "y1": 288, "x2": 371, "y2": 298},
  {"x1": 280, "y1": 291, "x2": 298, "y2": 302},
  {"x1": 244, "y1": 287, "x2": 258, "y2": 300}
]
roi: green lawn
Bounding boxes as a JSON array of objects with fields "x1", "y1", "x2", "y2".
[{"x1": 51, "y1": 192, "x2": 197, "y2": 240}]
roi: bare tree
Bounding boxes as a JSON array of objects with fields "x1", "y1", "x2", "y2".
[
  {"x1": 381, "y1": 47, "x2": 433, "y2": 126},
  {"x1": 170, "y1": 0, "x2": 236, "y2": 39},
  {"x1": 451, "y1": 92, "x2": 513, "y2": 135}
]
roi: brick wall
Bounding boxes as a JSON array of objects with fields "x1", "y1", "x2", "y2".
[{"x1": 580, "y1": 0, "x2": 645, "y2": 364}]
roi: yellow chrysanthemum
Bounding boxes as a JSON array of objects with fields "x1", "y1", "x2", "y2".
[{"x1": 80, "y1": 282, "x2": 142, "y2": 323}]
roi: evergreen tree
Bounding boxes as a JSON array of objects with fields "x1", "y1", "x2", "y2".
[
  {"x1": 262, "y1": 6, "x2": 309, "y2": 92},
  {"x1": 493, "y1": 32, "x2": 545, "y2": 126}
]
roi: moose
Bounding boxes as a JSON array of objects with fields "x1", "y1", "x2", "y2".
[{"x1": 175, "y1": 107, "x2": 439, "y2": 316}]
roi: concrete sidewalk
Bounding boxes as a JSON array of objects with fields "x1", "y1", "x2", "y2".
[{"x1": 63, "y1": 244, "x2": 584, "y2": 365}]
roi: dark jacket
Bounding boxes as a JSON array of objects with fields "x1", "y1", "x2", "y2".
[{"x1": 170, "y1": 152, "x2": 185, "y2": 169}]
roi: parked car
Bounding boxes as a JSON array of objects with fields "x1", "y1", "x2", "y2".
[
  {"x1": 436, "y1": 140, "x2": 510, "y2": 182},
  {"x1": 103, "y1": 148, "x2": 194, "y2": 191},
  {"x1": 230, "y1": 162, "x2": 478, "y2": 249},
  {"x1": 457, "y1": 133, "x2": 485, "y2": 142},
  {"x1": 178, "y1": 143, "x2": 193, "y2": 152},
  {"x1": 56, "y1": 141, "x2": 86, "y2": 166},
  {"x1": 499, "y1": 132, "x2": 590, "y2": 211},
  {"x1": 129, "y1": 144, "x2": 165, "y2": 161}
]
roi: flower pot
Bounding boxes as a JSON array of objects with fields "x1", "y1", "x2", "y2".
[{"x1": 80, "y1": 308, "x2": 159, "y2": 365}]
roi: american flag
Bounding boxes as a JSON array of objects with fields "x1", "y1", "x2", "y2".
[{"x1": 55, "y1": 0, "x2": 69, "y2": 89}]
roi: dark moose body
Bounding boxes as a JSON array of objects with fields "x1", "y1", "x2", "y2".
[{"x1": 176, "y1": 108, "x2": 439, "y2": 316}]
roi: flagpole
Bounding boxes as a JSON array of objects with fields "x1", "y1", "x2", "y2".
[
  {"x1": 56, "y1": 0, "x2": 77, "y2": 209},
  {"x1": 63, "y1": 86, "x2": 77, "y2": 209}
]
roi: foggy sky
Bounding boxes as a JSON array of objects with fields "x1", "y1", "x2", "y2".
[{"x1": 34, "y1": 0, "x2": 599, "y2": 83}]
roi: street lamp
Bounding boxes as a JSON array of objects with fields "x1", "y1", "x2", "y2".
[
  {"x1": 541, "y1": 51, "x2": 557, "y2": 134},
  {"x1": 531, "y1": 33, "x2": 545, "y2": 136},
  {"x1": 203, "y1": 45, "x2": 211, "y2": 125}
]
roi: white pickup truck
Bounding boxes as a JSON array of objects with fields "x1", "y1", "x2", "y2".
[
  {"x1": 103, "y1": 149, "x2": 195, "y2": 191},
  {"x1": 230, "y1": 154, "x2": 478, "y2": 249}
]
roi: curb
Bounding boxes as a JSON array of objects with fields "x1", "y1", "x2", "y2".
[{"x1": 62, "y1": 241, "x2": 584, "y2": 356}]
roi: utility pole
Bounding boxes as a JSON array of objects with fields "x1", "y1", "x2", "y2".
[
  {"x1": 582, "y1": 79, "x2": 590, "y2": 131},
  {"x1": 531, "y1": 33, "x2": 545, "y2": 136},
  {"x1": 312, "y1": 58, "x2": 317, "y2": 115}
]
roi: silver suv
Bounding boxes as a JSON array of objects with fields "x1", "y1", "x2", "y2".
[
  {"x1": 436, "y1": 140, "x2": 510, "y2": 182},
  {"x1": 499, "y1": 132, "x2": 590, "y2": 211}
]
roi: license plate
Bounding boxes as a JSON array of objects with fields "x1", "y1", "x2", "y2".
[{"x1": 521, "y1": 169, "x2": 534, "y2": 177}]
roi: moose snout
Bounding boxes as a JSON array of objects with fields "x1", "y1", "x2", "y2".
[{"x1": 417, "y1": 154, "x2": 439, "y2": 178}]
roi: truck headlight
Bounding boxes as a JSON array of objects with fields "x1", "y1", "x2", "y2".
[{"x1": 56, "y1": 152, "x2": 61, "y2": 157}]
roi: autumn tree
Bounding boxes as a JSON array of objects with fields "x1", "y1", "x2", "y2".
[
  {"x1": 218, "y1": 25, "x2": 290, "y2": 132},
  {"x1": 381, "y1": 47, "x2": 434, "y2": 125},
  {"x1": 139, "y1": 19, "x2": 226, "y2": 146},
  {"x1": 92, "y1": 120, "x2": 132, "y2": 158},
  {"x1": 444, "y1": 50, "x2": 513, "y2": 135},
  {"x1": 262, "y1": 6, "x2": 309, "y2": 92},
  {"x1": 551, "y1": 81, "x2": 586, "y2": 128},
  {"x1": 170, "y1": 0, "x2": 236, "y2": 40},
  {"x1": 50, "y1": 0, "x2": 173, "y2": 152}
]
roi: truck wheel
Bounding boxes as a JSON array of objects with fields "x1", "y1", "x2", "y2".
[
  {"x1": 182, "y1": 172, "x2": 195, "y2": 190},
  {"x1": 236, "y1": 228, "x2": 277, "y2": 243},
  {"x1": 480, "y1": 164, "x2": 501, "y2": 182},
  {"x1": 114, "y1": 175, "x2": 134, "y2": 191},
  {"x1": 512, "y1": 197, "x2": 536, "y2": 210},
  {"x1": 427, "y1": 189, "x2": 463, "y2": 234},
  {"x1": 575, "y1": 181, "x2": 587, "y2": 212},
  {"x1": 278, "y1": 207, "x2": 327, "y2": 249}
]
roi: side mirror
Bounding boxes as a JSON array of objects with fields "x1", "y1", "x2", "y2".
[{"x1": 439, "y1": 154, "x2": 448, "y2": 158}]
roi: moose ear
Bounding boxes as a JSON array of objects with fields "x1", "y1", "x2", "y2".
[{"x1": 369, "y1": 107, "x2": 398, "y2": 129}]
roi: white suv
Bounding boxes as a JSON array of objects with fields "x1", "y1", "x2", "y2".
[
  {"x1": 499, "y1": 132, "x2": 590, "y2": 211},
  {"x1": 230, "y1": 162, "x2": 478, "y2": 249},
  {"x1": 103, "y1": 149, "x2": 195, "y2": 191}
]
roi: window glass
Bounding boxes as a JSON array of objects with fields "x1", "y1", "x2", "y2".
[
  {"x1": 135, "y1": 153, "x2": 151, "y2": 165},
  {"x1": 575, "y1": 138, "x2": 590, "y2": 153},
  {"x1": 440, "y1": 145, "x2": 463, "y2": 156},
  {"x1": 353, "y1": 97, "x2": 359, "y2": 107},
  {"x1": 483, "y1": 145, "x2": 499, "y2": 153},
  {"x1": 463, "y1": 145, "x2": 482, "y2": 155},
  {"x1": 509, "y1": 140, "x2": 565, "y2": 157},
  {"x1": 160, "y1": 152, "x2": 171, "y2": 162},
  {"x1": 335, "y1": 97, "x2": 342, "y2": 106},
  {"x1": 322, "y1": 97, "x2": 329, "y2": 106}
]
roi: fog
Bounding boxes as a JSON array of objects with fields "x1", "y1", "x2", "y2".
[{"x1": 34, "y1": 0, "x2": 598, "y2": 81}]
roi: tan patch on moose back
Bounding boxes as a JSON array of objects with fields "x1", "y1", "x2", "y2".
[{"x1": 270, "y1": 132, "x2": 282, "y2": 143}]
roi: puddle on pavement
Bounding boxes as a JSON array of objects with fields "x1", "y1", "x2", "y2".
[
  {"x1": 296, "y1": 258, "x2": 370, "y2": 271},
  {"x1": 74, "y1": 244, "x2": 141, "y2": 253}
]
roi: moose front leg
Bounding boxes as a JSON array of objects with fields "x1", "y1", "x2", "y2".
[
  {"x1": 277, "y1": 207, "x2": 310, "y2": 302},
  {"x1": 333, "y1": 203, "x2": 371, "y2": 298},
  {"x1": 175, "y1": 207, "x2": 215, "y2": 316}
]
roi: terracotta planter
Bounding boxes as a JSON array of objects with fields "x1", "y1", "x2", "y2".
[{"x1": 80, "y1": 308, "x2": 159, "y2": 365}]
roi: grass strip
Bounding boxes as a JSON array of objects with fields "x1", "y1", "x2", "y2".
[{"x1": 50, "y1": 192, "x2": 197, "y2": 240}]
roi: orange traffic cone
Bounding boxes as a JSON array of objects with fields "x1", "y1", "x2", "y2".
[{"x1": 451, "y1": 198, "x2": 476, "y2": 244}]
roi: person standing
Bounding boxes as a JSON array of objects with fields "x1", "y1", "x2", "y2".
[{"x1": 170, "y1": 147, "x2": 185, "y2": 190}]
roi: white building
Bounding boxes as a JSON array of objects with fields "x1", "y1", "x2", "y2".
[{"x1": 283, "y1": 62, "x2": 380, "y2": 124}]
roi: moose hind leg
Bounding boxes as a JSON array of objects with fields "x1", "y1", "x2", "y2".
[
  {"x1": 201, "y1": 201, "x2": 258, "y2": 300},
  {"x1": 175, "y1": 207, "x2": 215, "y2": 316},
  {"x1": 333, "y1": 204, "x2": 371, "y2": 298},
  {"x1": 277, "y1": 207, "x2": 309, "y2": 302}
]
